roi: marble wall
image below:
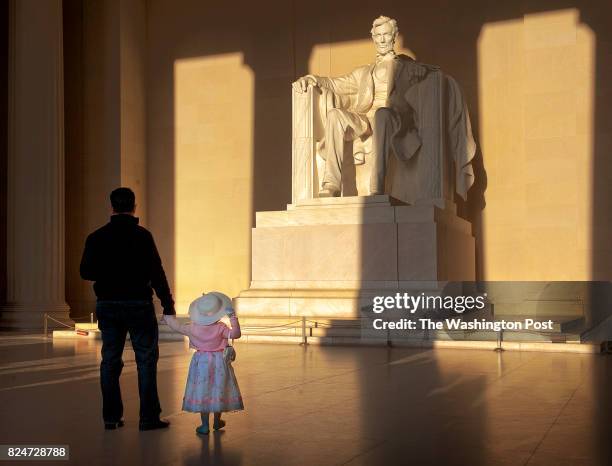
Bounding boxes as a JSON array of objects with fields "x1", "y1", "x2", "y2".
[
  {"x1": 145, "y1": 0, "x2": 294, "y2": 312},
  {"x1": 479, "y1": 9, "x2": 601, "y2": 280},
  {"x1": 61, "y1": 0, "x2": 612, "y2": 316}
]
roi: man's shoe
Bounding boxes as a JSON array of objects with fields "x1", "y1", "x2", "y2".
[
  {"x1": 104, "y1": 419, "x2": 125, "y2": 430},
  {"x1": 318, "y1": 187, "x2": 340, "y2": 198},
  {"x1": 139, "y1": 419, "x2": 170, "y2": 431}
]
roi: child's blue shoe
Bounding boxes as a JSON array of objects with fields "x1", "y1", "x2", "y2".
[{"x1": 196, "y1": 425, "x2": 210, "y2": 435}]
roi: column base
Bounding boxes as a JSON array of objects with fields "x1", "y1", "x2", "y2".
[{"x1": 0, "y1": 302, "x2": 71, "y2": 330}]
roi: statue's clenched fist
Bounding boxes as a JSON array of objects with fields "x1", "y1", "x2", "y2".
[{"x1": 292, "y1": 75, "x2": 318, "y2": 93}]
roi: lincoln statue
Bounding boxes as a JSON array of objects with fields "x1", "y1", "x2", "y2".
[{"x1": 292, "y1": 15, "x2": 476, "y2": 203}]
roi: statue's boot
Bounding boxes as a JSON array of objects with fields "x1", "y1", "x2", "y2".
[{"x1": 319, "y1": 186, "x2": 340, "y2": 197}]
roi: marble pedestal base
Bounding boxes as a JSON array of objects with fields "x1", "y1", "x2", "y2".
[{"x1": 236, "y1": 196, "x2": 475, "y2": 317}]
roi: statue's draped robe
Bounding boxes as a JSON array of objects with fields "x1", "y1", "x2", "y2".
[{"x1": 311, "y1": 55, "x2": 476, "y2": 202}]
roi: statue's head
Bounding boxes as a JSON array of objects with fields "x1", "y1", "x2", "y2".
[{"x1": 371, "y1": 16, "x2": 398, "y2": 55}]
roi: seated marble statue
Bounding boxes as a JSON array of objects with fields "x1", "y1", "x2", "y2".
[{"x1": 292, "y1": 15, "x2": 475, "y2": 202}]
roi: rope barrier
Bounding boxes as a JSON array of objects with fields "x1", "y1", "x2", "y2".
[
  {"x1": 42, "y1": 311, "x2": 572, "y2": 351},
  {"x1": 305, "y1": 320, "x2": 332, "y2": 327},
  {"x1": 241, "y1": 320, "x2": 302, "y2": 330},
  {"x1": 45, "y1": 315, "x2": 76, "y2": 330},
  {"x1": 242, "y1": 327, "x2": 300, "y2": 333},
  {"x1": 42, "y1": 310, "x2": 97, "y2": 337}
]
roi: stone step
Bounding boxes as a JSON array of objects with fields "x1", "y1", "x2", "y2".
[
  {"x1": 73, "y1": 322, "x2": 98, "y2": 330},
  {"x1": 290, "y1": 194, "x2": 400, "y2": 209},
  {"x1": 76, "y1": 314, "x2": 585, "y2": 334},
  {"x1": 233, "y1": 316, "x2": 362, "y2": 328},
  {"x1": 240, "y1": 335, "x2": 599, "y2": 353},
  {"x1": 52, "y1": 328, "x2": 596, "y2": 352},
  {"x1": 492, "y1": 315, "x2": 585, "y2": 333},
  {"x1": 53, "y1": 330, "x2": 99, "y2": 339},
  {"x1": 492, "y1": 302, "x2": 583, "y2": 317},
  {"x1": 62, "y1": 314, "x2": 589, "y2": 348}
]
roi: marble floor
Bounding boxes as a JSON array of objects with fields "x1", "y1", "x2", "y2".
[{"x1": 0, "y1": 334, "x2": 611, "y2": 466}]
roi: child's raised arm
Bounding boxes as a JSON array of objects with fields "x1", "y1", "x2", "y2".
[
  {"x1": 162, "y1": 315, "x2": 192, "y2": 336},
  {"x1": 225, "y1": 307, "x2": 241, "y2": 339},
  {"x1": 228, "y1": 315, "x2": 241, "y2": 339}
]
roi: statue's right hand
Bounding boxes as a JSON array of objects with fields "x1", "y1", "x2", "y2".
[{"x1": 292, "y1": 75, "x2": 318, "y2": 93}]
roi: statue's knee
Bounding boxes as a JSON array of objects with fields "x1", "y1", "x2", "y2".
[{"x1": 327, "y1": 108, "x2": 343, "y2": 123}]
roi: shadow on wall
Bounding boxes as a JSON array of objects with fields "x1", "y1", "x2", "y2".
[
  {"x1": 147, "y1": 0, "x2": 297, "y2": 308},
  {"x1": 95, "y1": 0, "x2": 612, "y2": 309},
  {"x1": 145, "y1": 4, "x2": 612, "y2": 462},
  {"x1": 145, "y1": 0, "x2": 612, "y2": 303}
]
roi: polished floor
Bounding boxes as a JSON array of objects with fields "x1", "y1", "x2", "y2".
[{"x1": 0, "y1": 334, "x2": 611, "y2": 466}]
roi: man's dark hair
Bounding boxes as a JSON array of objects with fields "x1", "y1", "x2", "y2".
[{"x1": 110, "y1": 187, "x2": 136, "y2": 213}]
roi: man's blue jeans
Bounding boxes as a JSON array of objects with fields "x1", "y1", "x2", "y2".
[{"x1": 96, "y1": 300, "x2": 161, "y2": 423}]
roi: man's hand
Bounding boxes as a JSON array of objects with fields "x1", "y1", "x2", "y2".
[{"x1": 292, "y1": 75, "x2": 318, "y2": 93}]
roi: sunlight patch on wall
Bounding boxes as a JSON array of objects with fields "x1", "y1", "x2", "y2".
[
  {"x1": 174, "y1": 53, "x2": 254, "y2": 312},
  {"x1": 478, "y1": 9, "x2": 594, "y2": 280}
]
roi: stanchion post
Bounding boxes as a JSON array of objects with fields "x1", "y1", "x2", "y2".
[
  {"x1": 43, "y1": 313, "x2": 48, "y2": 338},
  {"x1": 494, "y1": 329, "x2": 504, "y2": 352},
  {"x1": 90, "y1": 313, "x2": 94, "y2": 325},
  {"x1": 301, "y1": 316, "x2": 307, "y2": 345}
]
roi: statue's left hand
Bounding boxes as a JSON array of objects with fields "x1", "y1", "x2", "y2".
[{"x1": 292, "y1": 75, "x2": 318, "y2": 93}]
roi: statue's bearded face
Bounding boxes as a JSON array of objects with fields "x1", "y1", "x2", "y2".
[{"x1": 371, "y1": 22, "x2": 395, "y2": 55}]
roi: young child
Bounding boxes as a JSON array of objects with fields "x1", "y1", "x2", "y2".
[{"x1": 163, "y1": 291, "x2": 243, "y2": 435}]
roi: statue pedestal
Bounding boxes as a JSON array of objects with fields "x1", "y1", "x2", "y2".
[{"x1": 236, "y1": 195, "x2": 475, "y2": 317}]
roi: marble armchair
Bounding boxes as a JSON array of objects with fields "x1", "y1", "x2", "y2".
[{"x1": 291, "y1": 69, "x2": 474, "y2": 206}]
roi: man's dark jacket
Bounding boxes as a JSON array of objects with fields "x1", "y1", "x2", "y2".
[{"x1": 80, "y1": 214, "x2": 176, "y2": 315}]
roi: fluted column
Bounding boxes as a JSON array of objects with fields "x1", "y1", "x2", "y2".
[{"x1": 2, "y1": 0, "x2": 70, "y2": 329}]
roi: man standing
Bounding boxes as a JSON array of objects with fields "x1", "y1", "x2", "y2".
[{"x1": 80, "y1": 187, "x2": 174, "y2": 431}]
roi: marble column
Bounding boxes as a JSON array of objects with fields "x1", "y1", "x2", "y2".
[{"x1": 1, "y1": 0, "x2": 70, "y2": 329}]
